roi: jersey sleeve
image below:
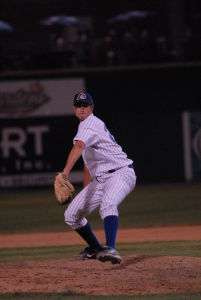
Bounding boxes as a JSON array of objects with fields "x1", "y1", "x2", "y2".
[{"x1": 73, "y1": 127, "x2": 97, "y2": 147}]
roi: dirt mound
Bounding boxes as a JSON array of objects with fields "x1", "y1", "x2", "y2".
[
  {"x1": 0, "y1": 226, "x2": 201, "y2": 295},
  {"x1": 0, "y1": 255, "x2": 201, "y2": 295}
]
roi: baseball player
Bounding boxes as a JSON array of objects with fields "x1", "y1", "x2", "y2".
[{"x1": 62, "y1": 91, "x2": 136, "y2": 264}]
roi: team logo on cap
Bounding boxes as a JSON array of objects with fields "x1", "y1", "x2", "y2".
[{"x1": 76, "y1": 93, "x2": 86, "y2": 100}]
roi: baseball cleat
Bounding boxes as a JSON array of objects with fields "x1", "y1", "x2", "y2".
[
  {"x1": 78, "y1": 247, "x2": 100, "y2": 260},
  {"x1": 96, "y1": 246, "x2": 121, "y2": 264}
]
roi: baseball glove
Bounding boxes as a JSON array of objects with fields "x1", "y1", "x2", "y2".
[{"x1": 54, "y1": 173, "x2": 75, "y2": 205}]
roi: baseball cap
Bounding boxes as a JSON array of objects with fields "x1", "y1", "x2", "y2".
[{"x1": 73, "y1": 92, "x2": 93, "y2": 106}]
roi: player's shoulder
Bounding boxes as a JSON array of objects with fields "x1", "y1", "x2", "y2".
[
  {"x1": 78, "y1": 114, "x2": 104, "y2": 134},
  {"x1": 83, "y1": 114, "x2": 102, "y2": 126},
  {"x1": 93, "y1": 114, "x2": 103, "y2": 124},
  {"x1": 92, "y1": 115, "x2": 106, "y2": 130}
]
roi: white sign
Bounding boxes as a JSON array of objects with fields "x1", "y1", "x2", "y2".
[
  {"x1": 182, "y1": 111, "x2": 201, "y2": 181},
  {"x1": 0, "y1": 78, "x2": 85, "y2": 118},
  {"x1": 0, "y1": 77, "x2": 85, "y2": 187}
]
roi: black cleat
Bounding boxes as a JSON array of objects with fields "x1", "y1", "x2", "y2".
[{"x1": 79, "y1": 247, "x2": 99, "y2": 260}]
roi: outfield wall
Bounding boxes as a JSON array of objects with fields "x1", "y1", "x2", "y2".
[{"x1": 0, "y1": 63, "x2": 201, "y2": 187}]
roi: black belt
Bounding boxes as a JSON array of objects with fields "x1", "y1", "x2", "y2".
[{"x1": 107, "y1": 164, "x2": 133, "y2": 174}]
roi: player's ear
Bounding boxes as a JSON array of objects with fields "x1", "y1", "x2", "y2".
[{"x1": 91, "y1": 104, "x2": 94, "y2": 111}]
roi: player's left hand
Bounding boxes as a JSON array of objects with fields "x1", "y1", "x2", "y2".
[{"x1": 54, "y1": 173, "x2": 75, "y2": 205}]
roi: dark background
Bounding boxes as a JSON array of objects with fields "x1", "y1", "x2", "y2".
[
  {"x1": 1, "y1": 0, "x2": 201, "y2": 69},
  {"x1": 1, "y1": 0, "x2": 201, "y2": 185}
]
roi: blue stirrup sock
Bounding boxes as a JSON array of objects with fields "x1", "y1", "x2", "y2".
[
  {"x1": 76, "y1": 222, "x2": 102, "y2": 250},
  {"x1": 104, "y1": 215, "x2": 119, "y2": 249}
]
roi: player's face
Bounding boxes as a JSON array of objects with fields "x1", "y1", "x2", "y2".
[{"x1": 74, "y1": 104, "x2": 94, "y2": 121}]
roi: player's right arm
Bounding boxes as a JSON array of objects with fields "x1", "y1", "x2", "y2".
[
  {"x1": 83, "y1": 163, "x2": 91, "y2": 187},
  {"x1": 62, "y1": 140, "x2": 85, "y2": 178}
]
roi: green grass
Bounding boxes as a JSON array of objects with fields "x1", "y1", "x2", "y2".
[
  {"x1": 0, "y1": 292, "x2": 201, "y2": 300},
  {"x1": 0, "y1": 182, "x2": 201, "y2": 233},
  {"x1": 1, "y1": 183, "x2": 201, "y2": 300},
  {"x1": 0, "y1": 188, "x2": 67, "y2": 233},
  {"x1": 0, "y1": 240, "x2": 201, "y2": 263},
  {"x1": 87, "y1": 181, "x2": 201, "y2": 229}
]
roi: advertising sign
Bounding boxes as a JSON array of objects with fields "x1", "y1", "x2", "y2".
[
  {"x1": 182, "y1": 111, "x2": 201, "y2": 181},
  {"x1": 0, "y1": 78, "x2": 84, "y2": 187}
]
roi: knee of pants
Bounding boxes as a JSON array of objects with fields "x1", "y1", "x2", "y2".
[
  {"x1": 64, "y1": 209, "x2": 87, "y2": 229},
  {"x1": 64, "y1": 209, "x2": 78, "y2": 228},
  {"x1": 100, "y1": 204, "x2": 118, "y2": 220}
]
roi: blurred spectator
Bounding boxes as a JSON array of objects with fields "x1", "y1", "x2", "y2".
[
  {"x1": 103, "y1": 29, "x2": 118, "y2": 65},
  {"x1": 154, "y1": 31, "x2": 169, "y2": 62},
  {"x1": 2, "y1": 9, "x2": 201, "y2": 72},
  {"x1": 49, "y1": 31, "x2": 66, "y2": 52},
  {"x1": 74, "y1": 29, "x2": 92, "y2": 67},
  {"x1": 56, "y1": 34, "x2": 65, "y2": 52},
  {"x1": 138, "y1": 28, "x2": 157, "y2": 62},
  {"x1": 121, "y1": 27, "x2": 139, "y2": 64},
  {"x1": 180, "y1": 24, "x2": 193, "y2": 59},
  {"x1": 91, "y1": 35, "x2": 105, "y2": 66}
]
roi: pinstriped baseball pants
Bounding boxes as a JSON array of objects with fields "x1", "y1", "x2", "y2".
[{"x1": 64, "y1": 166, "x2": 136, "y2": 230}]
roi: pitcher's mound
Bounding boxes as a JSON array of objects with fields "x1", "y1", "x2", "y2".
[{"x1": 1, "y1": 255, "x2": 201, "y2": 295}]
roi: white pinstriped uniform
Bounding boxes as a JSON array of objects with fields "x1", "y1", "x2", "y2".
[{"x1": 64, "y1": 113, "x2": 136, "y2": 229}]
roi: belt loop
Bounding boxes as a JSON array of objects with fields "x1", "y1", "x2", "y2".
[
  {"x1": 107, "y1": 164, "x2": 133, "y2": 174},
  {"x1": 107, "y1": 169, "x2": 115, "y2": 173}
]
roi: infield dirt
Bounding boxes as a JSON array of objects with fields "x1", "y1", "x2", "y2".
[{"x1": 0, "y1": 225, "x2": 201, "y2": 295}]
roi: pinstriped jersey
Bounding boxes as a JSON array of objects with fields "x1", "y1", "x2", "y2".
[{"x1": 73, "y1": 113, "x2": 133, "y2": 179}]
